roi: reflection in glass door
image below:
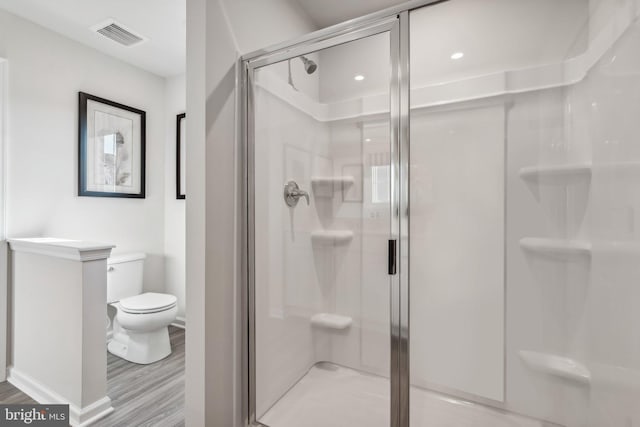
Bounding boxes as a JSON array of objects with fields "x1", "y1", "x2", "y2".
[{"x1": 246, "y1": 22, "x2": 400, "y2": 427}]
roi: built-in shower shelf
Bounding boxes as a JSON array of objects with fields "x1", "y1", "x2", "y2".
[
  {"x1": 519, "y1": 164, "x2": 591, "y2": 184},
  {"x1": 311, "y1": 230, "x2": 354, "y2": 244},
  {"x1": 311, "y1": 176, "x2": 354, "y2": 197},
  {"x1": 311, "y1": 313, "x2": 352, "y2": 330},
  {"x1": 520, "y1": 238, "x2": 640, "y2": 259},
  {"x1": 519, "y1": 350, "x2": 591, "y2": 386},
  {"x1": 311, "y1": 176, "x2": 355, "y2": 186},
  {"x1": 520, "y1": 161, "x2": 640, "y2": 185},
  {"x1": 519, "y1": 238, "x2": 591, "y2": 261}
]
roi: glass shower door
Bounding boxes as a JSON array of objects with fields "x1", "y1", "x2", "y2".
[
  {"x1": 407, "y1": 1, "x2": 640, "y2": 427},
  {"x1": 246, "y1": 22, "x2": 401, "y2": 427}
]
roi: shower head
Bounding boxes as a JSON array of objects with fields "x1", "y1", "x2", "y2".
[
  {"x1": 300, "y1": 56, "x2": 317, "y2": 74},
  {"x1": 287, "y1": 55, "x2": 318, "y2": 91}
]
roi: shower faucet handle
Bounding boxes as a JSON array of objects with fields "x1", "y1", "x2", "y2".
[{"x1": 283, "y1": 180, "x2": 310, "y2": 207}]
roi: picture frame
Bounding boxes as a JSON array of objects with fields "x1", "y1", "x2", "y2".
[
  {"x1": 176, "y1": 113, "x2": 186, "y2": 199},
  {"x1": 78, "y1": 92, "x2": 146, "y2": 198}
]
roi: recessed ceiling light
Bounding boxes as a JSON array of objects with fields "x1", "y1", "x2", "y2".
[
  {"x1": 365, "y1": 138, "x2": 371, "y2": 142},
  {"x1": 450, "y1": 52, "x2": 464, "y2": 60},
  {"x1": 354, "y1": 75, "x2": 365, "y2": 81}
]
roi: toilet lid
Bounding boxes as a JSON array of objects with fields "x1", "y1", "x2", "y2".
[{"x1": 119, "y1": 292, "x2": 177, "y2": 314}]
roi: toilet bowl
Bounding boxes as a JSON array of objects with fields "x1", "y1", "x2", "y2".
[
  {"x1": 108, "y1": 292, "x2": 178, "y2": 364},
  {"x1": 107, "y1": 253, "x2": 178, "y2": 364}
]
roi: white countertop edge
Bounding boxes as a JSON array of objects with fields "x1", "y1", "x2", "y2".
[{"x1": 8, "y1": 238, "x2": 115, "y2": 261}]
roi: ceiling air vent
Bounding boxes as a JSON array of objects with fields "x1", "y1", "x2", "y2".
[{"x1": 91, "y1": 19, "x2": 147, "y2": 47}]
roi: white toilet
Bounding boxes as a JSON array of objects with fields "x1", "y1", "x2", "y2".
[{"x1": 107, "y1": 253, "x2": 178, "y2": 364}]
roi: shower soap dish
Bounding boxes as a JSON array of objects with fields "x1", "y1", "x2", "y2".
[
  {"x1": 311, "y1": 313, "x2": 352, "y2": 330},
  {"x1": 519, "y1": 164, "x2": 591, "y2": 185},
  {"x1": 519, "y1": 350, "x2": 590, "y2": 386},
  {"x1": 519, "y1": 238, "x2": 591, "y2": 261},
  {"x1": 311, "y1": 230, "x2": 354, "y2": 244},
  {"x1": 311, "y1": 176, "x2": 354, "y2": 197}
]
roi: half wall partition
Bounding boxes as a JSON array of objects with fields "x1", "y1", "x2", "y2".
[{"x1": 242, "y1": 1, "x2": 640, "y2": 426}]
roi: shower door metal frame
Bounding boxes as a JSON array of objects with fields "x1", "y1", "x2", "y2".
[{"x1": 240, "y1": 3, "x2": 422, "y2": 426}]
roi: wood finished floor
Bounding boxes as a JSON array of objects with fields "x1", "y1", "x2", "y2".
[{"x1": 0, "y1": 326, "x2": 185, "y2": 427}]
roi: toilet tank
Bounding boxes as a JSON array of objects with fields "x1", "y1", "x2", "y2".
[{"x1": 107, "y1": 253, "x2": 146, "y2": 303}]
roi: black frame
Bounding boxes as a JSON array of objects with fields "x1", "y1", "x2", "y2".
[
  {"x1": 176, "y1": 112, "x2": 186, "y2": 199},
  {"x1": 78, "y1": 91, "x2": 146, "y2": 198}
]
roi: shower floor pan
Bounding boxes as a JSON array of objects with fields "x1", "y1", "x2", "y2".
[{"x1": 259, "y1": 363, "x2": 554, "y2": 427}]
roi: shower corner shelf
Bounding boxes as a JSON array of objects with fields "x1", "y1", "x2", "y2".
[
  {"x1": 311, "y1": 176, "x2": 354, "y2": 197},
  {"x1": 310, "y1": 313, "x2": 352, "y2": 330},
  {"x1": 519, "y1": 161, "x2": 640, "y2": 185},
  {"x1": 311, "y1": 176, "x2": 355, "y2": 186},
  {"x1": 519, "y1": 237, "x2": 591, "y2": 261},
  {"x1": 518, "y1": 164, "x2": 592, "y2": 185},
  {"x1": 311, "y1": 230, "x2": 354, "y2": 244},
  {"x1": 519, "y1": 350, "x2": 591, "y2": 386}
]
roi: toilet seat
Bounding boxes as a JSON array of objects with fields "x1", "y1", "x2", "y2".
[{"x1": 119, "y1": 292, "x2": 177, "y2": 314}]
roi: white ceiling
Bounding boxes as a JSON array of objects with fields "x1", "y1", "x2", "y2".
[
  {"x1": 293, "y1": 0, "x2": 409, "y2": 28},
  {"x1": 0, "y1": 0, "x2": 402, "y2": 77},
  {"x1": 0, "y1": 0, "x2": 186, "y2": 77}
]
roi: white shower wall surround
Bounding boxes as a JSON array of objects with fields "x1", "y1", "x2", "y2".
[
  {"x1": 254, "y1": 55, "x2": 393, "y2": 417},
  {"x1": 250, "y1": 0, "x2": 640, "y2": 426}
]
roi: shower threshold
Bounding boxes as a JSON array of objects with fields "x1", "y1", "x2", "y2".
[{"x1": 259, "y1": 363, "x2": 555, "y2": 427}]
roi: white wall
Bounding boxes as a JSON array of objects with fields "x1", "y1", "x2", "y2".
[
  {"x1": 0, "y1": 9, "x2": 167, "y2": 293},
  {"x1": 253, "y1": 73, "x2": 331, "y2": 417},
  {"x1": 164, "y1": 73, "x2": 186, "y2": 321},
  {"x1": 0, "y1": 59, "x2": 6, "y2": 382},
  {"x1": 564, "y1": 10, "x2": 640, "y2": 425},
  {"x1": 185, "y1": 0, "x2": 316, "y2": 426},
  {"x1": 330, "y1": 119, "x2": 391, "y2": 375},
  {"x1": 505, "y1": 12, "x2": 640, "y2": 422},
  {"x1": 0, "y1": 59, "x2": 5, "y2": 239},
  {"x1": 409, "y1": 101, "x2": 506, "y2": 402},
  {"x1": 220, "y1": 0, "x2": 315, "y2": 54},
  {"x1": 505, "y1": 87, "x2": 579, "y2": 425},
  {"x1": 184, "y1": 0, "x2": 206, "y2": 422}
]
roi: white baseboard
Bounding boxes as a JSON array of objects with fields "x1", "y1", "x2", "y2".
[
  {"x1": 171, "y1": 316, "x2": 186, "y2": 329},
  {"x1": 7, "y1": 367, "x2": 113, "y2": 426},
  {"x1": 75, "y1": 396, "x2": 113, "y2": 426}
]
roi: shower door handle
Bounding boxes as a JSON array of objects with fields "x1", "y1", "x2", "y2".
[{"x1": 388, "y1": 239, "x2": 397, "y2": 275}]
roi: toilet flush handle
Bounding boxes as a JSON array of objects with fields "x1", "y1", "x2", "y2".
[{"x1": 108, "y1": 266, "x2": 115, "y2": 272}]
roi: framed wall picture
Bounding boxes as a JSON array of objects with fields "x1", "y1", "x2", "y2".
[
  {"x1": 78, "y1": 92, "x2": 146, "y2": 198},
  {"x1": 176, "y1": 112, "x2": 186, "y2": 199}
]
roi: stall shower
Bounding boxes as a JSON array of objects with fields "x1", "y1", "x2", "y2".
[{"x1": 242, "y1": 0, "x2": 640, "y2": 426}]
